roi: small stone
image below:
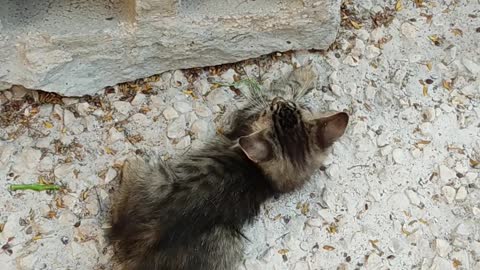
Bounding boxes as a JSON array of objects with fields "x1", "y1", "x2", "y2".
[
  {"x1": 430, "y1": 256, "x2": 452, "y2": 270},
  {"x1": 330, "y1": 84, "x2": 343, "y2": 97},
  {"x1": 61, "y1": 236, "x2": 69, "y2": 245},
  {"x1": 351, "y1": 39, "x2": 365, "y2": 58},
  {"x1": 54, "y1": 164, "x2": 74, "y2": 179},
  {"x1": 175, "y1": 136, "x2": 191, "y2": 149},
  {"x1": 422, "y1": 108, "x2": 436, "y2": 122},
  {"x1": 405, "y1": 190, "x2": 421, "y2": 206},
  {"x1": 366, "y1": 252, "x2": 383, "y2": 269},
  {"x1": 400, "y1": 23, "x2": 417, "y2": 39},
  {"x1": 167, "y1": 115, "x2": 186, "y2": 139},
  {"x1": 113, "y1": 101, "x2": 133, "y2": 115},
  {"x1": 10, "y1": 85, "x2": 28, "y2": 100},
  {"x1": 174, "y1": 101, "x2": 192, "y2": 114},
  {"x1": 441, "y1": 186, "x2": 456, "y2": 204},
  {"x1": 173, "y1": 70, "x2": 188, "y2": 87},
  {"x1": 392, "y1": 149, "x2": 407, "y2": 164},
  {"x1": 194, "y1": 103, "x2": 212, "y2": 118},
  {"x1": 419, "y1": 122, "x2": 433, "y2": 136},
  {"x1": 21, "y1": 148, "x2": 42, "y2": 170},
  {"x1": 326, "y1": 164, "x2": 340, "y2": 179},
  {"x1": 163, "y1": 106, "x2": 179, "y2": 120},
  {"x1": 207, "y1": 88, "x2": 232, "y2": 105},
  {"x1": 343, "y1": 55, "x2": 358, "y2": 66},
  {"x1": 472, "y1": 207, "x2": 480, "y2": 216},
  {"x1": 462, "y1": 58, "x2": 480, "y2": 74},
  {"x1": 108, "y1": 127, "x2": 124, "y2": 143},
  {"x1": 195, "y1": 80, "x2": 211, "y2": 96},
  {"x1": 356, "y1": 29, "x2": 370, "y2": 41},
  {"x1": 365, "y1": 45, "x2": 381, "y2": 59},
  {"x1": 76, "y1": 102, "x2": 91, "y2": 116},
  {"x1": 220, "y1": 68, "x2": 237, "y2": 84},
  {"x1": 104, "y1": 168, "x2": 117, "y2": 184},
  {"x1": 455, "y1": 186, "x2": 467, "y2": 201},
  {"x1": 131, "y1": 93, "x2": 147, "y2": 106},
  {"x1": 190, "y1": 120, "x2": 210, "y2": 140},
  {"x1": 35, "y1": 137, "x2": 52, "y2": 148},
  {"x1": 434, "y1": 239, "x2": 451, "y2": 257},
  {"x1": 376, "y1": 133, "x2": 389, "y2": 147},
  {"x1": 150, "y1": 95, "x2": 164, "y2": 108},
  {"x1": 306, "y1": 218, "x2": 322, "y2": 227},
  {"x1": 131, "y1": 113, "x2": 152, "y2": 127},
  {"x1": 455, "y1": 223, "x2": 472, "y2": 238},
  {"x1": 439, "y1": 165, "x2": 456, "y2": 182}
]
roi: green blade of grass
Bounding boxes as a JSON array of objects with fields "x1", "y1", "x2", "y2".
[{"x1": 9, "y1": 184, "x2": 61, "y2": 192}]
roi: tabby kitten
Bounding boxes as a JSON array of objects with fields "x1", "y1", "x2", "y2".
[{"x1": 109, "y1": 65, "x2": 349, "y2": 270}]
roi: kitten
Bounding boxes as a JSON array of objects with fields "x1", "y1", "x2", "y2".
[{"x1": 109, "y1": 65, "x2": 349, "y2": 270}]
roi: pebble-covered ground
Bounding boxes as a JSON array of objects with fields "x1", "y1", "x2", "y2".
[{"x1": 1, "y1": 1, "x2": 480, "y2": 269}]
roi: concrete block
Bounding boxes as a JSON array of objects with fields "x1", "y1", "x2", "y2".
[{"x1": 0, "y1": 0, "x2": 340, "y2": 96}]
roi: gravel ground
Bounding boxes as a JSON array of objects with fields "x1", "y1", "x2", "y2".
[{"x1": 1, "y1": 1, "x2": 480, "y2": 269}]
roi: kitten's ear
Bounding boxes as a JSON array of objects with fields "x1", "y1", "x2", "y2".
[
  {"x1": 310, "y1": 112, "x2": 349, "y2": 148},
  {"x1": 238, "y1": 131, "x2": 272, "y2": 163}
]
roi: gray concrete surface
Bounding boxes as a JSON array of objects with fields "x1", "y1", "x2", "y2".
[{"x1": 0, "y1": 0, "x2": 340, "y2": 96}]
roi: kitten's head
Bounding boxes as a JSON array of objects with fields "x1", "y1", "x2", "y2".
[{"x1": 237, "y1": 97, "x2": 348, "y2": 192}]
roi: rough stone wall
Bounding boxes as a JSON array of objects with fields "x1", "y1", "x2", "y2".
[{"x1": 0, "y1": 0, "x2": 340, "y2": 96}]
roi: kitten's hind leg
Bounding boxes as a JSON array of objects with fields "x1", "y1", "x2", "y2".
[{"x1": 111, "y1": 153, "x2": 174, "y2": 230}]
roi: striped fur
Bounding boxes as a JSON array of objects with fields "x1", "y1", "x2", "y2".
[{"x1": 110, "y1": 65, "x2": 348, "y2": 269}]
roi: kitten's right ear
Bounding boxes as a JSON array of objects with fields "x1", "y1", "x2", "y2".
[
  {"x1": 238, "y1": 131, "x2": 272, "y2": 163},
  {"x1": 310, "y1": 112, "x2": 349, "y2": 148}
]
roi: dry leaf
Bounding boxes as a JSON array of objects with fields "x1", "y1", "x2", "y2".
[
  {"x1": 453, "y1": 259, "x2": 462, "y2": 268},
  {"x1": 470, "y1": 159, "x2": 480, "y2": 167},
  {"x1": 442, "y1": 80, "x2": 453, "y2": 91},
  {"x1": 278, "y1": 249, "x2": 289, "y2": 255},
  {"x1": 47, "y1": 211, "x2": 57, "y2": 219},
  {"x1": 323, "y1": 245, "x2": 335, "y2": 251},
  {"x1": 43, "y1": 121, "x2": 54, "y2": 129},
  {"x1": 0, "y1": 223, "x2": 4, "y2": 233},
  {"x1": 426, "y1": 62, "x2": 433, "y2": 70},
  {"x1": 32, "y1": 234, "x2": 42, "y2": 241},
  {"x1": 395, "y1": 0, "x2": 403, "y2": 11},
  {"x1": 105, "y1": 147, "x2": 116, "y2": 155},
  {"x1": 183, "y1": 89, "x2": 197, "y2": 99},
  {"x1": 350, "y1": 20, "x2": 363, "y2": 29},
  {"x1": 300, "y1": 203, "x2": 310, "y2": 215},
  {"x1": 420, "y1": 13, "x2": 433, "y2": 24},
  {"x1": 327, "y1": 223, "x2": 338, "y2": 234},
  {"x1": 413, "y1": 0, "x2": 424, "y2": 8},
  {"x1": 450, "y1": 28, "x2": 463, "y2": 37},
  {"x1": 55, "y1": 197, "x2": 65, "y2": 208},
  {"x1": 127, "y1": 134, "x2": 144, "y2": 144},
  {"x1": 419, "y1": 80, "x2": 428, "y2": 96},
  {"x1": 428, "y1": 34, "x2": 443, "y2": 46}
]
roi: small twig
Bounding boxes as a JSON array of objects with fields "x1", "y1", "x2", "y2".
[{"x1": 347, "y1": 164, "x2": 370, "y2": 170}]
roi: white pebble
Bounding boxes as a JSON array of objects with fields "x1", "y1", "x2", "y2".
[
  {"x1": 76, "y1": 102, "x2": 91, "y2": 116},
  {"x1": 190, "y1": 120, "x2": 210, "y2": 140},
  {"x1": 365, "y1": 45, "x2": 381, "y2": 60},
  {"x1": 462, "y1": 58, "x2": 480, "y2": 74},
  {"x1": 441, "y1": 186, "x2": 456, "y2": 204},
  {"x1": 392, "y1": 149, "x2": 408, "y2": 164},
  {"x1": 405, "y1": 190, "x2": 421, "y2": 206},
  {"x1": 175, "y1": 136, "x2": 191, "y2": 149},
  {"x1": 174, "y1": 101, "x2": 193, "y2": 114},
  {"x1": 167, "y1": 115, "x2": 186, "y2": 139},
  {"x1": 439, "y1": 165, "x2": 456, "y2": 182},
  {"x1": 104, "y1": 168, "x2": 117, "y2": 184},
  {"x1": 108, "y1": 127, "x2": 124, "y2": 143},
  {"x1": 207, "y1": 88, "x2": 232, "y2": 105},
  {"x1": 162, "y1": 106, "x2": 179, "y2": 120},
  {"x1": 400, "y1": 23, "x2": 417, "y2": 39},
  {"x1": 455, "y1": 186, "x2": 467, "y2": 201},
  {"x1": 343, "y1": 55, "x2": 359, "y2": 67},
  {"x1": 429, "y1": 256, "x2": 452, "y2": 270},
  {"x1": 131, "y1": 93, "x2": 147, "y2": 106},
  {"x1": 434, "y1": 239, "x2": 451, "y2": 257},
  {"x1": 131, "y1": 113, "x2": 151, "y2": 127},
  {"x1": 194, "y1": 103, "x2": 212, "y2": 118},
  {"x1": 113, "y1": 101, "x2": 133, "y2": 115}
]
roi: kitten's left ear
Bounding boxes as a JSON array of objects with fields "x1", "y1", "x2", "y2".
[
  {"x1": 238, "y1": 131, "x2": 272, "y2": 163},
  {"x1": 310, "y1": 112, "x2": 349, "y2": 148}
]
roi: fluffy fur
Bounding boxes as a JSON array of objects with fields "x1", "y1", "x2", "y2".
[{"x1": 110, "y1": 65, "x2": 349, "y2": 270}]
